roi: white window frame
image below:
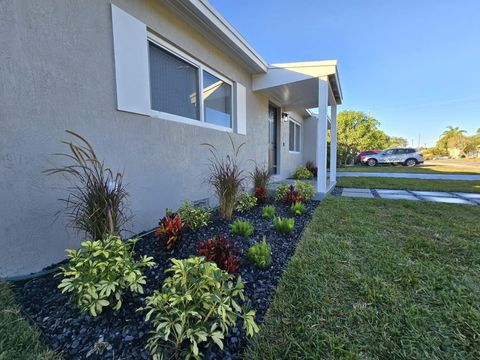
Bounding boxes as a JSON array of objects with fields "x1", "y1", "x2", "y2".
[
  {"x1": 289, "y1": 118, "x2": 302, "y2": 154},
  {"x1": 147, "y1": 33, "x2": 234, "y2": 133}
]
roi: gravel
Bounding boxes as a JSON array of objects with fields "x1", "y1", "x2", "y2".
[{"x1": 13, "y1": 200, "x2": 318, "y2": 359}]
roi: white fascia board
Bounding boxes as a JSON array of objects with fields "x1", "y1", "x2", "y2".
[{"x1": 166, "y1": 0, "x2": 268, "y2": 73}]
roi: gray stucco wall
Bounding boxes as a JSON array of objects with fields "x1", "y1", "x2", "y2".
[
  {"x1": 275, "y1": 110, "x2": 311, "y2": 179},
  {"x1": 0, "y1": 0, "x2": 270, "y2": 276},
  {"x1": 303, "y1": 116, "x2": 318, "y2": 165}
]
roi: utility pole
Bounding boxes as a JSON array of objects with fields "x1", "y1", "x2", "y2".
[{"x1": 417, "y1": 133, "x2": 421, "y2": 148}]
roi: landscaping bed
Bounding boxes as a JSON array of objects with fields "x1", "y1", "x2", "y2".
[{"x1": 13, "y1": 200, "x2": 318, "y2": 360}]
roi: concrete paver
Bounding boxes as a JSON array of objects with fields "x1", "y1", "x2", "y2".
[
  {"x1": 421, "y1": 196, "x2": 474, "y2": 205},
  {"x1": 410, "y1": 191, "x2": 456, "y2": 197},
  {"x1": 378, "y1": 193, "x2": 420, "y2": 201},
  {"x1": 338, "y1": 187, "x2": 478, "y2": 205}
]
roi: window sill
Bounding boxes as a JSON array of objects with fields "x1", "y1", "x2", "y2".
[
  {"x1": 289, "y1": 151, "x2": 301, "y2": 154},
  {"x1": 150, "y1": 110, "x2": 233, "y2": 133}
]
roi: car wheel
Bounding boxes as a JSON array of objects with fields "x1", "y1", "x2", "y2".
[
  {"x1": 405, "y1": 158, "x2": 417, "y2": 167},
  {"x1": 367, "y1": 158, "x2": 377, "y2": 167}
]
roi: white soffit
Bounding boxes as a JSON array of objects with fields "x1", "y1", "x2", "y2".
[{"x1": 253, "y1": 61, "x2": 343, "y2": 105}]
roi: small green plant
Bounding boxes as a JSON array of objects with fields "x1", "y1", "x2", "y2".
[
  {"x1": 177, "y1": 200, "x2": 212, "y2": 230},
  {"x1": 273, "y1": 217, "x2": 295, "y2": 234},
  {"x1": 274, "y1": 183, "x2": 289, "y2": 202},
  {"x1": 230, "y1": 219, "x2": 254, "y2": 237},
  {"x1": 140, "y1": 257, "x2": 259, "y2": 359},
  {"x1": 295, "y1": 181, "x2": 316, "y2": 202},
  {"x1": 248, "y1": 237, "x2": 272, "y2": 269},
  {"x1": 293, "y1": 166, "x2": 314, "y2": 180},
  {"x1": 262, "y1": 205, "x2": 276, "y2": 219},
  {"x1": 58, "y1": 234, "x2": 155, "y2": 316},
  {"x1": 290, "y1": 202, "x2": 307, "y2": 215},
  {"x1": 235, "y1": 193, "x2": 257, "y2": 213}
]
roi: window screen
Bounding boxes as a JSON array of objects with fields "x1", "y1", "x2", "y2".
[{"x1": 149, "y1": 42, "x2": 199, "y2": 120}]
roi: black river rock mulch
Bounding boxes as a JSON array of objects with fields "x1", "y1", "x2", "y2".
[{"x1": 13, "y1": 200, "x2": 318, "y2": 360}]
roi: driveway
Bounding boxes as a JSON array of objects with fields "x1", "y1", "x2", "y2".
[{"x1": 337, "y1": 172, "x2": 480, "y2": 181}]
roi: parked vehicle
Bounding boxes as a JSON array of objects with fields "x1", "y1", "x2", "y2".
[
  {"x1": 362, "y1": 148, "x2": 424, "y2": 167},
  {"x1": 433, "y1": 155, "x2": 450, "y2": 160},
  {"x1": 355, "y1": 150, "x2": 380, "y2": 164}
]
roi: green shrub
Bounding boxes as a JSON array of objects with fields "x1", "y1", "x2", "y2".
[
  {"x1": 273, "y1": 217, "x2": 295, "y2": 234},
  {"x1": 230, "y1": 219, "x2": 254, "y2": 237},
  {"x1": 58, "y1": 234, "x2": 155, "y2": 316},
  {"x1": 292, "y1": 166, "x2": 314, "y2": 180},
  {"x1": 177, "y1": 200, "x2": 212, "y2": 230},
  {"x1": 248, "y1": 237, "x2": 272, "y2": 269},
  {"x1": 235, "y1": 193, "x2": 257, "y2": 213},
  {"x1": 262, "y1": 205, "x2": 276, "y2": 219},
  {"x1": 295, "y1": 181, "x2": 316, "y2": 202},
  {"x1": 274, "y1": 183, "x2": 289, "y2": 202},
  {"x1": 140, "y1": 257, "x2": 259, "y2": 358},
  {"x1": 290, "y1": 202, "x2": 307, "y2": 215}
]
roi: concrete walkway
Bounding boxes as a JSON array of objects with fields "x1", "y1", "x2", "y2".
[
  {"x1": 337, "y1": 172, "x2": 480, "y2": 181},
  {"x1": 337, "y1": 188, "x2": 480, "y2": 205}
]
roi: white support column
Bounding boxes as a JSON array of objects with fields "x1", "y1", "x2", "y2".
[
  {"x1": 316, "y1": 77, "x2": 329, "y2": 194},
  {"x1": 330, "y1": 103, "x2": 337, "y2": 185}
]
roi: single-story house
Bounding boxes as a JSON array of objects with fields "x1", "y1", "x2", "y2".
[{"x1": 0, "y1": 0, "x2": 342, "y2": 277}]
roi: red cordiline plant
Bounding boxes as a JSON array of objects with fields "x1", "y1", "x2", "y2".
[
  {"x1": 254, "y1": 186, "x2": 268, "y2": 204},
  {"x1": 250, "y1": 162, "x2": 271, "y2": 204},
  {"x1": 285, "y1": 185, "x2": 302, "y2": 204},
  {"x1": 197, "y1": 235, "x2": 240, "y2": 273},
  {"x1": 306, "y1": 161, "x2": 318, "y2": 178},
  {"x1": 155, "y1": 210, "x2": 185, "y2": 250}
]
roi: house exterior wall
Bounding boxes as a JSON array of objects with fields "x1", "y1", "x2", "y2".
[
  {"x1": 303, "y1": 116, "x2": 318, "y2": 165},
  {"x1": 276, "y1": 110, "x2": 308, "y2": 179},
  {"x1": 0, "y1": 0, "x2": 270, "y2": 276}
]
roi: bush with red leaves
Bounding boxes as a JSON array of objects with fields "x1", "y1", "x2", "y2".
[
  {"x1": 155, "y1": 210, "x2": 185, "y2": 250},
  {"x1": 197, "y1": 235, "x2": 240, "y2": 273},
  {"x1": 254, "y1": 186, "x2": 268, "y2": 204},
  {"x1": 306, "y1": 161, "x2": 317, "y2": 178},
  {"x1": 286, "y1": 185, "x2": 302, "y2": 204}
]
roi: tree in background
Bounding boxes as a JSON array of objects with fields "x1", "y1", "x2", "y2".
[
  {"x1": 434, "y1": 126, "x2": 480, "y2": 158},
  {"x1": 387, "y1": 136, "x2": 409, "y2": 148},
  {"x1": 336, "y1": 110, "x2": 390, "y2": 165},
  {"x1": 436, "y1": 126, "x2": 467, "y2": 152}
]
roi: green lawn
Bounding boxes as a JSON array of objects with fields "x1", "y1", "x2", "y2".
[
  {"x1": 337, "y1": 163, "x2": 480, "y2": 175},
  {"x1": 337, "y1": 176, "x2": 480, "y2": 193},
  {"x1": 0, "y1": 281, "x2": 59, "y2": 360},
  {"x1": 246, "y1": 197, "x2": 480, "y2": 359}
]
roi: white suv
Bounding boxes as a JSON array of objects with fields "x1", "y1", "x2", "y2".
[{"x1": 362, "y1": 148, "x2": 424, "y2": 167}]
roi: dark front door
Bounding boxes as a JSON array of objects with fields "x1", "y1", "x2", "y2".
[{"x1": 268, "y1": 104, "x2": 278, "y2": 174}]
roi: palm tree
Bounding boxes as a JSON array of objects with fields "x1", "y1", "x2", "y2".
[{"x1": 441, "y1": 126, "x2": 467, "y2": 138}]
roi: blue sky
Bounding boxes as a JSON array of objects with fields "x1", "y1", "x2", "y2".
[{"x1": 210, "y1": 0, "x2": 480, "y2": 147}]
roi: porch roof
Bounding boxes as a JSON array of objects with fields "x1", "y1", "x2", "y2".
[{"x1": 252, "y1": 60, "x2": 343, "y2": 108}]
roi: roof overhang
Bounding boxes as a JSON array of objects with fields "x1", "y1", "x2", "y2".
[
  {"x1": 252, "y1": 61, "x2": 343, "y2": 107},
  {"x1": 164, "y1": 0, "x2": 268, "y2": 73}
]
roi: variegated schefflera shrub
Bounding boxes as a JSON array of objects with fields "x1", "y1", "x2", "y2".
[
  {"x1": 140, "y1": 257, "x2": 259, "y2": 359},
  {"x1": 58, "y1": 234, "x2": 155, "y2": 316}
]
